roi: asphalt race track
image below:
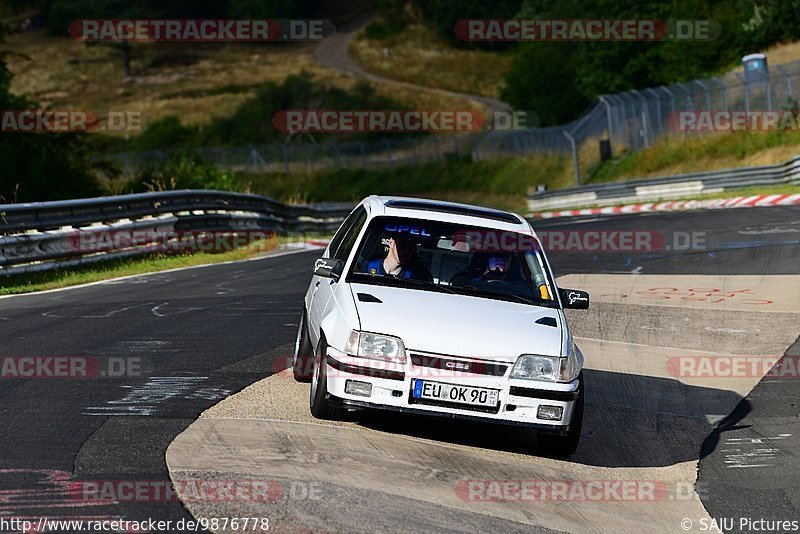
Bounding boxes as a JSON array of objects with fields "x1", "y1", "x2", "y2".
[{"x1": 1, "y1": 207, "x2": 798, "y2": 533}]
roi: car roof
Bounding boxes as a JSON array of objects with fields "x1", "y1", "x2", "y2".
[{"x1": 362, "y1": 195, "x2": 532, "y2": 233}]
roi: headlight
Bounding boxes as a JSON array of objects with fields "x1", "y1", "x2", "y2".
[
  {"x1": 344, "y1": 330, "x2": 406, "y2": 363},
  {"x1": 511, "y1": 345, "x2": 580, "y2": 383}
]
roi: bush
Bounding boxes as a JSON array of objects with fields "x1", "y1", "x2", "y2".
[
  {"x1": 130, "y1": 153, "x2": 236, "y2": 192},
  {"x1": 130, "y1": 72, "x2": 408, "y2": 150}
]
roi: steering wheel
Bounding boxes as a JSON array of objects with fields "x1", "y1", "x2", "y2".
[{"x1": 481, "y1": 271, "x2": 507, "y2": 282}]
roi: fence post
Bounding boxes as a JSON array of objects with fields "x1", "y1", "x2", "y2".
[
  {"x1": 713, "y1": 77, "x2": 728, "y2": 112},
  {"x1": 675, "y1": 83, "x2": 693, "y2": 111},
  {"x1": 765, "y1": 71, "x2": 773, "y2": 111},
  {"x1": 644, "y1": 88, "x2": 663, "y2": 138},
  {"x1": 598, "y1": 96, "x2": 615, "y2": 157},
  {"x1": 694, "y1": 80, "x2": 711, "y2": 111},
  {"x1": 632, "y1": 90, "x2": 652, "y2": 148},
  {"x1": 563, "y1": 131, "x2": 579, "y2": 186},
  {"x1": 777, "y1": 65, "x2": 793, "y2": 101},
  {"x1": 736, "y1": 73, "x2": 750, "y2": 113},
  {"x1": 620, "y1": 92, "x2": 639, "y2": 149},
  {"x1": 610, "y1": 94, "x2": 628, "y2": 152},
  {"x1": 660, "y1": 86, "x2": 676, "y2": 116}
]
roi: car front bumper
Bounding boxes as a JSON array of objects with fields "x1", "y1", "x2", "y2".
[{"x1": 323, "y1": 347, "x2": 581, "y2": 434}]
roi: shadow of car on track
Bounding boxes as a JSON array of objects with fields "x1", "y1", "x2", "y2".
[{"x1": 349, "y1": 369, "x2": 747, "y2": 468}]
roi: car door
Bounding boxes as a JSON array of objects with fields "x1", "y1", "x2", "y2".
[{"x1": 307, "y1": 205, "x2": 368, "y2": 347}]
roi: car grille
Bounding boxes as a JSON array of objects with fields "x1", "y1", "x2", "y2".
[{"x1": 409, "y1": 353, "x2": 508, "y2": 377}]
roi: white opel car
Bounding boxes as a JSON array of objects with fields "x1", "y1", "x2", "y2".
[{"x1": 293, "y1": 196, "x2": 590, "y2": 455}]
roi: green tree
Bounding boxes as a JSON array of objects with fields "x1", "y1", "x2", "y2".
[{"x1": 0, "y1": 26, "x2": 100, "y2": 202}]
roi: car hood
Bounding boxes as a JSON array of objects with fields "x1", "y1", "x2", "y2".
[{"x1": 350, "y1": 282, "x2": 564, "y2": 362}]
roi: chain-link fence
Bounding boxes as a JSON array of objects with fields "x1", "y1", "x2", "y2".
[{"x1": 106, "y1": 60, "x2": 800, "y2": 186}]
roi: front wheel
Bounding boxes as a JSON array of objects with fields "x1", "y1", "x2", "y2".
[
  {"x1": 309, "y1": 337, "x2": 344, "y2": 420},
  {"x1": 537, "y1": 375, "x2": 584, "y2": 456},
  {"x1": 292, "y1": 309, "x2": 313, "y2": 382}
]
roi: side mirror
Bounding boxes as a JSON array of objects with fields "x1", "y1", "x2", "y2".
[
  {"x1": 559, "y1": 288, "x2": 590, "y2": 309},
  {"x1": 314, "y1": 258, "x2": 344, "y2": 279}
]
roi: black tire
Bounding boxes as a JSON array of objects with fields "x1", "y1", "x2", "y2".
[
  {"x1": 537, "y1": 375, "x2": 584, "y2": 456},
  {"x1": 309, "y1": 337, "x2": 344, "y2": 420},
  {"x1": 292, "y1": 310, "x2": 313, "y2": 382}
]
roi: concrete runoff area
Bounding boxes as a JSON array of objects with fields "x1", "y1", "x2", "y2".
[{"x1": 166, "y1": 274, "x2": 800, "y2": 533}]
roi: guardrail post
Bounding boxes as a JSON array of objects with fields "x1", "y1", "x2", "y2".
[{"x1": 563, "y1": 131, "x2": 580, "y2": 186}]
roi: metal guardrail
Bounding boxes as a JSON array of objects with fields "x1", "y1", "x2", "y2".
[
  {"x1": 0, "y1": 190, "x2": 352, "y2": 276},
  {"x1": 528, "y1": 155, "x2": 800, "y2": 211}
]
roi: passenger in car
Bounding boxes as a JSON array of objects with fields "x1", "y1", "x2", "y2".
[{"x1": 361, "y1": 234, "x2": 434, "y2": 282}]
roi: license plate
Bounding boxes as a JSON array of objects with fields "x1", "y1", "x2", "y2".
[{"x1": 412, "y1": 379, "x2": 499, "y2": 407}]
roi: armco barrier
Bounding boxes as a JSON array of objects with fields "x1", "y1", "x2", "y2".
[
  {"x1": 0, "y1": 190, "x2": 352, "y2": 276},
  {"x1": 528, "y1": 155, "x2": 800, "y2": 211}
]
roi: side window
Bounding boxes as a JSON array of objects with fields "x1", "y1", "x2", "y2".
[
  {"x1": 332, "y1": 207, "x2": 368, "y2": 262},
  {"x1": 328, "y1": 206, "x2": 363, "y2": 258}
]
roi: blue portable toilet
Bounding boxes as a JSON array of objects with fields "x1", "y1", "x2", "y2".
[{"x1": 743, "y1": 53, "x2": 768, "y2": 79}]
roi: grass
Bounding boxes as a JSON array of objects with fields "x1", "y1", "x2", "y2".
[
  {"x1": 0, "y1": 233, "x2": 329, "y2": 295},
  {"x1": 590, "y1": 130, "x2": 800, "y2": 184},
  {"x1": 237, "y1": 154, "x2": 573, "y2": 213},
  {"x1": 5, "y1": 29, "x2": 478, "y2": 132},
  {"x1": 349, "y1": 23, "x2": 513, "y2": 101}
]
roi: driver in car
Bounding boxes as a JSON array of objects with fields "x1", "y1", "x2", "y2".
[
  {"x1": 362, "y1": 234, "x2": 433, "y2": 282},
  {"x1": 482, "y1": 254, "x2": 509, "y2": 280}
]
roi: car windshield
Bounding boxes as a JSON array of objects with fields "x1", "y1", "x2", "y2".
[{"x1": 347, "y1": 216, "x2": 558, "y2": 308}]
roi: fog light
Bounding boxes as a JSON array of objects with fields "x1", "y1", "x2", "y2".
[
  {"x1": 537, "y1": 405, "x2": 563, "y2": 421},
  {"x1": 345, "y1": 380, "x2": 372, "y2": 397}
]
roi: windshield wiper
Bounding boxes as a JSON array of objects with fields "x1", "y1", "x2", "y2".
[
  {"x1": 355, "y1": 274, "x2": 456, "y2": 294},
  {"x1": 456, "y1": 285, "x2": 550, "y2": 307},
  {"x1": 394, "y1": 278, "x2": 457, "y2": 293}
]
